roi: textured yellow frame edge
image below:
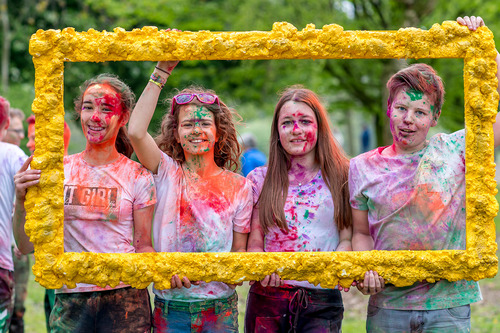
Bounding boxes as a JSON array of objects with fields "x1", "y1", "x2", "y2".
[{"x1": 27, "y1": 21, "x2": 498, "y2": 290}]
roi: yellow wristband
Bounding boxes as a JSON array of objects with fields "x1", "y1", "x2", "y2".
[{"x1": 149, "y1": 78, "x2": 163, "y2": 89}]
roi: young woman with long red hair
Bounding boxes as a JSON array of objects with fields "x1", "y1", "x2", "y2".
[{"x1": 244, "y1": 86, "x2": 352, "y2": 333}]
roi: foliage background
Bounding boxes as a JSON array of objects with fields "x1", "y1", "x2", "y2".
[{"x1": 2, "y1": 0, "x2": 500, "y2": 153}]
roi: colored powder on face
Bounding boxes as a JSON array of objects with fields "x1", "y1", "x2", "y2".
[
  {"x1": 194, "y1": 106, "x2": 211, "y2": 119},
  {"x1": 406, "y1": 89, "x2": 424, "y2": 101}
]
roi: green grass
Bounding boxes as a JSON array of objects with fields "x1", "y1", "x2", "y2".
[{"x1": 25, "y1": 266, "x2": 46, "y2": 333}]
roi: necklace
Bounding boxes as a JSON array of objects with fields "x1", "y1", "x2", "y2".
[{"x1": 290, "y1": 166, "x2": 320, "y2": 188}]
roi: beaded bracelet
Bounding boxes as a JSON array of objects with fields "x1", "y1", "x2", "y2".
[{"x1": 149, "y1": 73, "x2": 167, "y2": 89}]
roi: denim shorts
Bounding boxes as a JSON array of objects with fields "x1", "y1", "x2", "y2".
[
  {"x1": 49, "y1": 287, "x2": 152, "y2": 333},
  {"x1": 245, "y1": 283, "x2": 344, "y2": 333},
  {"x1": 366, "y1": 304, "x2": 471, "y2": 333},
  {"x1": 153, "y1": 292, "x2": 238, "y2": 333}
]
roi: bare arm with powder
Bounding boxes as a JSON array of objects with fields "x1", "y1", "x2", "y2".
[
  {"x1": 247, "y1": 205, "x2": 285, "y2": 288},
  {"x1": 128, "y1": 61, "x2": 179, "y2": 173},
  {"x1": 457, "y1": 16, "x2": 500, "y2": 147},
  {"x1": 132, "y1": 205, "x2": 155, "y2": 253},
  {"x1": 351, "y1": 208, "x2": 372, "y2": 251},
  {"x1": 336, "y1": 225, "x2": 353, "y2": 252},
  {"x1": 351, "y1": 207, "x2": 385, "y2": 295}
]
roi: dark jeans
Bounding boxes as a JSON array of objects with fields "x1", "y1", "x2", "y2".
[
  {"x1": 245, "y1": 283, "x2": 344, "y2": 333},
  {"x1": 50, "y1": 287, "x2": 152, "y2": 333}
]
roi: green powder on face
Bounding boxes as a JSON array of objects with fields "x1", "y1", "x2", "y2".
[
  {"x1": 406, "y1": 89, "x2": 424, "y2": 101},
  {"x1": 194, "y1": 106, "x2": 210, "y2": 119}
]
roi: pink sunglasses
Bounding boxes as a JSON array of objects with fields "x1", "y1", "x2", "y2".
[{"x1": 171, "y1": 93, "x2": 221, "y2": 114}]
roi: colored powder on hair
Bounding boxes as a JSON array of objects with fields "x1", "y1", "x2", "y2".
[{"x1": 406, "y1": 89, "x2": 424, "y2": 101}]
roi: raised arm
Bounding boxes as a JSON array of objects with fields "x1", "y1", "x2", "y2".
[
  {"x1": 13, "y1": 156, "x2": 40, "y2": 254},
  {"x1": 351, "y1": 208, "x2": 373, "y2": 251},
  {"x1": 128, "y1": 61, "x2": 178, "y2": 173},
  {"x1": 457, "y1": 16, "x2": 500, "y2": 147}
]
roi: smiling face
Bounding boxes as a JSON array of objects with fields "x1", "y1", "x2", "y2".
[
  {"x1": 80, "y1": 84, "x2": 127, "y2": 146},
  {"x1": 176, "y1": 104, "x2": 218, "y2": 158},
  {"x1": 277, "y1": 100, "x2": 318, "y2": 158},
  {"x1": 389, "y1": 88, "x2": 439, "y2": 154}
]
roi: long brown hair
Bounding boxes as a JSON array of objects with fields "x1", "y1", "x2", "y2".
[
  {"x1": 155, "y1": 86, "x2": 241, "y2": 171},
  {"x1": 258, "y1": 86, "x2": 351, "y2": 234},
  {"x1": 74, "y1": 74, "x2": 135, "y2": 158}
]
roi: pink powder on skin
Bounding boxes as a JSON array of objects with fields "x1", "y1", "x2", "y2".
[
  {"x1": 278, "y1": 102, "x2": 318, "y2": 158},
  {"x1": 81, "y1": 84, "x2": 124, "y2": 144}
]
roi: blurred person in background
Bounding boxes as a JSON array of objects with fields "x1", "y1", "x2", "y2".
[
  {"x1": 3, "y1": 108, "x2": 25, "y2": 147},
  {"x1": 361, "y1": 124, "x2": 371, "y2": 153},
  {"x1": 240, "y1": 132, "x2": 267, "y2": 177},
  {"x1": 0, "y1": 96, "x2": 28, "y2": 332},
  {"x1": 1, "y1": 107, "x2": 29, "y2": 333}
]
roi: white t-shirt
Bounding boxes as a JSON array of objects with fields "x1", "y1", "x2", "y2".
[
  {"x1": 248, "y1": 167, "x2": 340, "y2": 289},
  {"x1": 0, "y1": 142, "x2": 27, "y2": 271},
  {"x1": 152, "y1": 152, "x2": 252, "y2": 301},
  {"x1": 60, "y1": 153, "x2": 156, "y2": 293}
]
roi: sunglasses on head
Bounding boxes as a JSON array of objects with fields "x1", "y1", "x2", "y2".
[{"x1": 171, "y1": 93, "x2": 221, "y2": 114}]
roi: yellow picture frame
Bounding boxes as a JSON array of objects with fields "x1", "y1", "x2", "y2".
[{"x1": 27, "y1": 21, "x2": 498, "y2": 290}]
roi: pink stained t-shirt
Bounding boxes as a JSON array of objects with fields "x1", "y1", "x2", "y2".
[
  {"x1": 248, "y1": 166, "x2": 340, "y2": 289},
  {"x1": 349, "y1": 129, "x2": 481, "y2": 310},
  {"x1": 60, "y1": 153, "x2": 156, "y2": 293},
  {"x1": 152, "y1": 152, "x2": 252, "y2": 301}
]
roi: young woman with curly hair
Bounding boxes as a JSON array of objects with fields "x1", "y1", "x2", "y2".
[{"x1": 128, "y1": 61, "x2": 252, "y2": 333}]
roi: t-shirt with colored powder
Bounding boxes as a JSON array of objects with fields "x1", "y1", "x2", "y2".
[
  {"x1": 152, "y1": 152, "x2": 252, "y2": 301},
  {"x1": 0, "y1": 143, "x2": 27, "y2": 272},
  {"x1": 60, "y1": 153, "x2": 156, "y2": 293},
  {"x1": 248, "y1": 166, "x2": 340, "y2": 289},
  {"x1": 349, "y1": 129, "x2": 481, "y2": 310}
]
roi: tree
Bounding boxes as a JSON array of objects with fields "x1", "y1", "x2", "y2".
[
  {"x1": 2, "y1": 0, "x2": 499, "y2": 147},
  {"x1": 1, "y1": 0, "x2": 10, "y2": 94}
]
